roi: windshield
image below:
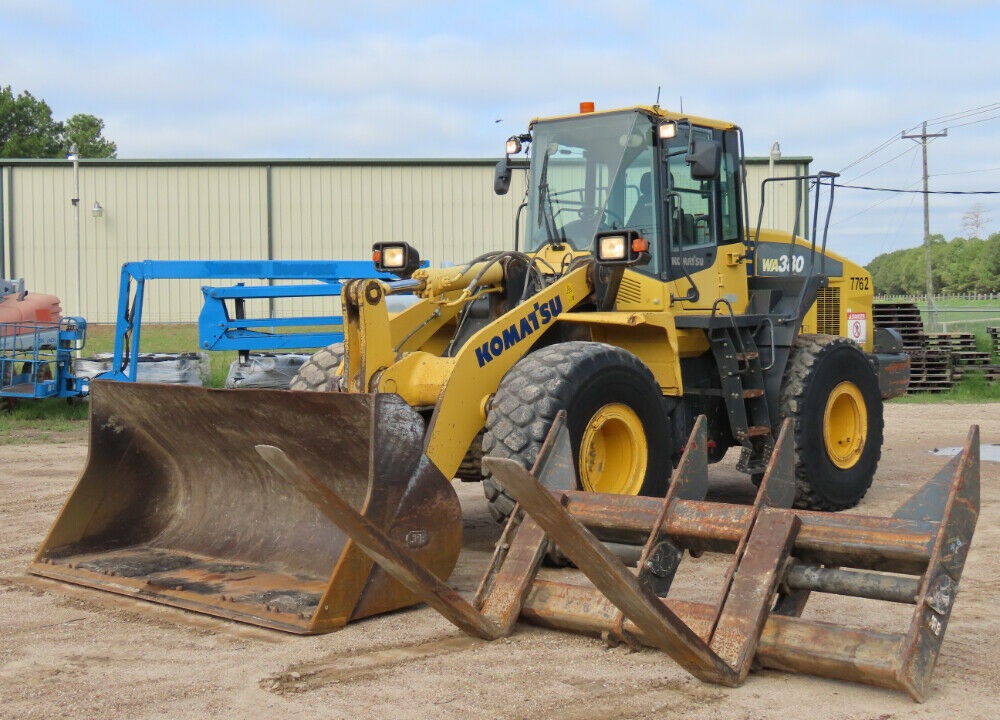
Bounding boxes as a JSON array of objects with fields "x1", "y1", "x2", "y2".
[{"x1": 525, "y1": 111, "x2": 658, "y2": 267}]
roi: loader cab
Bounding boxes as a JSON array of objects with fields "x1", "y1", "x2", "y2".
[
  {"x1": 521, "y1": 108, "x2": 746, "y2": 301},
  {"x1": 523, "y1": 110, "x2": 662, "y2": 270}
]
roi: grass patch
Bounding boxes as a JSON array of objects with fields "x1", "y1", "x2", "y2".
[
  {"x1": 0, "y1": 398, "x2": 89, "y2": 440},
  {"x1": 911, "y1": 298, "x2": 1000, "y2": 341},
  {"x1": 893, "y1": 373, "x2": 1000, "y2": 403}
]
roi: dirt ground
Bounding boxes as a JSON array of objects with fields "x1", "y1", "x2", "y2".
[{"x1": 1, "y1": 403, "x2": 998, "y2": 720}]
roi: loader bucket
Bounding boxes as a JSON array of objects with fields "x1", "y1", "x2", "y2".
[{"x1": 30, "y1": 380, "x2": 462, "y2": 634}]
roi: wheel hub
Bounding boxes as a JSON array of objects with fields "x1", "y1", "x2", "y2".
[
  {"x1": 823, "y1": 381, "x2": 867, "y2": 469},
  {"x1": 578, "y1": 402, "x2": 647, "y2": 494}
]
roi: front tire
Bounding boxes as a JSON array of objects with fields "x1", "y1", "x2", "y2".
[
  {"x1": 289, "y1": 343, "x2": 344, "y2": 392},
  {"x1": 482, "y1": 342, "x2": 672, "y2": 524},
  {"x1": 780, "y1": 334, "x2": 883, "y2": 510}
]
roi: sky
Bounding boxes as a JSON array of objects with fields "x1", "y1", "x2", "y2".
[{"x1": 3, "y1": 0, "x2": 1000, "y2": 265}]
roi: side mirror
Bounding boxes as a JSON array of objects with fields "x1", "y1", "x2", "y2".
[
  {"x1": 687, "y1": 138, "x2": 721, "y2": 180},
  {"x1": 494, "y1": 158, "x2": 512, "y2": 195}
]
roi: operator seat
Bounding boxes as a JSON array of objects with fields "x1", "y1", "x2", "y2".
[{"x1": 626, "y1": 171, "x2": 654, "y2": 233}]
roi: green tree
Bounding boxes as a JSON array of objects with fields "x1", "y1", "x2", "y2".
[
  {"x1": 0, "y1": 85, "x2": 117, "y2": 159},
  {"x1": 61, "y1": 113, "x2": 117, "y2": 158},
  {"x1": 867, "y1": 234, "x2": 1000, "y2": 295},
  {"x1": 0, "y1": 85, "x2": 63, "y2": 158}
]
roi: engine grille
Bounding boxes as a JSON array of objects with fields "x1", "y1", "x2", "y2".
[{"x1": 816, "y1": 286, "x2": 841, "y2": 335}]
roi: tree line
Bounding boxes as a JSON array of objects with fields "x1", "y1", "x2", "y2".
[
  {"x1": 1, "y1": 85, "x2": 117, "y2": 158},
  {"x1": 866, "y1": 233, "x2": 1000, "y2": 295}
]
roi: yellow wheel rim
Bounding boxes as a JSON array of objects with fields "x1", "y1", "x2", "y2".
[
  {"x1": 578, "y1": 403, "x2": 647, "y2": 494},
  {"x1": 823, "y1": 381, "x2": 867, "y2": 469}
]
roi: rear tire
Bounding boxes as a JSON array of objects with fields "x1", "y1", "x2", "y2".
[
  {"x1": 780, "y1": 334, "x2": 883, "y2": 510},
  {"x1": 290, "y1": 343, "x2": 344, "y2": 392},
  {"x1": 482, "y1": 341, "x2": 672, "y2": 524}
]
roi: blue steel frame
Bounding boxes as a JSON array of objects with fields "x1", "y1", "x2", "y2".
[
  {"x1": 104, "y1": 259, "x2": 397, "y2": 382},
  {"x1": 0, "y1": 317, "x2": 89, "y2": 399}
]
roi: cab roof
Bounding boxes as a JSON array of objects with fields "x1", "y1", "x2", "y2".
[{"x1": 530, "y1": 104, "x2": 740, "y2": 133}]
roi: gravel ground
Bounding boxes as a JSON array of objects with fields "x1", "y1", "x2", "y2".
[{"x1": 0, "y1": 402, "x2": 997, "y2": 719}]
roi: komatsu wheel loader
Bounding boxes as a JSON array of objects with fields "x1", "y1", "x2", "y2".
[{"x1": 33, "y1": 103, "x2": 917, "y2": 637}]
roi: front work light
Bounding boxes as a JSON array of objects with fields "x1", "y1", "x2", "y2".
[
  {"x1": 658, "y1": 122, "x2": 678, "y2": 140},
  {"x1": 598, "y1": 234, "x2": 627, "y2": 261},
  {"x1": 594, "y1": 230, "x2": 650, "y2": 267},
  {"x1": 373, "y1": 241, "x2": 421, "y2": 278}
]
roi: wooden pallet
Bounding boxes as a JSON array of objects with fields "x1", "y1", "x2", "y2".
[
  {"x1": 926, "y1": 332, "x2": 977, "y2": 353},
  {"x1": 951, "y1": 351, "x2": 992, "y2": 366},
  {"x1": 908, "y1": 350, "x2": 955, "y2": 392},
  {"x1": 873, "y1": 302, "x2": 926, "y2": 351},
  {"x1": 952, "y1": 364, "x2": 1000, "y2": 382}
]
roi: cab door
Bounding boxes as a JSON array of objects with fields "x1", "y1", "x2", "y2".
[{"x1": 663, "y1": 127, "x2": 748, "y2": 315}]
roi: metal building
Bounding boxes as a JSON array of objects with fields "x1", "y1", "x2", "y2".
[{"x1": 0, "y1": 156, "x2": 810, "y2": 323}]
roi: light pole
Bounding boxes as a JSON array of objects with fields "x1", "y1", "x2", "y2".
[
  {"x1": 902, "y1": 122, "x2": 947, "y2": 331},
  {"x1": 67, "y1": 144, "x2": 82, "y2": 319}
]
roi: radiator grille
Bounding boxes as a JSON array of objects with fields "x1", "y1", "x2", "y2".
[{"x1": 816, "y1": 286, "x2": 841, "y2": 335}]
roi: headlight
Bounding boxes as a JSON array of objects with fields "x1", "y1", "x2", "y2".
[
  {"x1": 382, "y1": 246, "x2": 406, "y2": 269},
  {"x1": 593, "y1": 230, "x2": 650, "y2": 268},
  {"x1": 598, "y1": 235, "x2": 627, "y2": 261},
  {"x1": 373, "y1": 242, "x2": 421, "y2": 278}
]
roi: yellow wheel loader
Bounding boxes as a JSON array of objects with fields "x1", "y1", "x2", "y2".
[{"x1": 34, "y1": 103, "x2": 918, "y2": 638}]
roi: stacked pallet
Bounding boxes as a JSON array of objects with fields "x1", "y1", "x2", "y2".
[
  {"x1": 873, "y1": 303, "x2": 954, "y2": 392},
  {"x1": 953, "y1": 364, "x2": 1000, "y2": 382},
  {"x1": 925, "y1": 332, "x2": 992, "y2": 380},
  {"x1": 950, "y1": 327, "x2": 1000, "y2": 382},
  {"x1": 925, "y1": 332, "x2": 977, "y2": 352},
  {"x1": 872, "y1": 303, "x2": 925, "y2": 350},
  {"x1": 908, "y1": 350, "x2": 954, "y2": 392}
]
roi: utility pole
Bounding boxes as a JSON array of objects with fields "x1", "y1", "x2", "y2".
[{"x1": 902, "y1": 122, "x2": 947, "y2": 331}]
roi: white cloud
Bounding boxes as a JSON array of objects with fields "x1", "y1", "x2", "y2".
[{"x1": 3, "y1": 0, "x2": 1000, "y2": 258}]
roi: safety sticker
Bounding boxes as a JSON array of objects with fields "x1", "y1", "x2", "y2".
[{"x1": 847, "y1": 311, "x2": 867, "y2": 343}]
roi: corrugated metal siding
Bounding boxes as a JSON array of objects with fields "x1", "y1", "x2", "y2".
[
  {"x1": 5, "y1": 163, "x2": 268, "y2": 323},
  {"x1": 269, "y1": 164, "x2": 516, "y2": 261},
  {"x1": 743, "y1": 160, "x2": 812, "y2": 238},
  {"x1": 268, "y1": 163, "x2": 521, "y2": 319},
  {"x1": 8, "y1": 166, "x2": 80, "y2": 318},
  {"x1": 0, "y1": 158, "x2": 806, "y2": 324}
]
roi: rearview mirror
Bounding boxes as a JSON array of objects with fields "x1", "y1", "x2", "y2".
[
  {"x1": 494, "y1": 158, "x2": 512, "y2": 195},
  {"x1": 687, "y1": 138, "x2": 721, "y2": 180}
]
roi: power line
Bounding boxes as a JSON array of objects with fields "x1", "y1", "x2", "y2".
[
  {"x1": 830, "y1": 176, "x2": 922, "y2": 228},
  {"x1": 842, "y1": 143, "x2": 919, "y2": 183},
  {"x1": 932, "y1": 166, "x2": 1000, "y2": 178},
  {"x1": 946, "y1": 112, "x2": 1000, "y2": 130},
  {"x1": 837, "y1": 131, "x2": 904, "y2": 174},
  {"x1": 842, "y1": 101, "x2": 1000, "y2": 178},
  {"x1": 835, "y1": 183, "x2": 1000, "y2": 195},
  {"x1": 923, "y1": 101, "x2": 1000, "y2": 129}
]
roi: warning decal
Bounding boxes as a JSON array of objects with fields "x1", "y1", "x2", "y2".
[{"x1": 847, "y1": 311, "x2": 867, "y2": 343}]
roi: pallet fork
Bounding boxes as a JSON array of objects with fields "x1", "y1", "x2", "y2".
[{"x1": 259, "y1": 414, "x2": 980, "y2": 701}]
